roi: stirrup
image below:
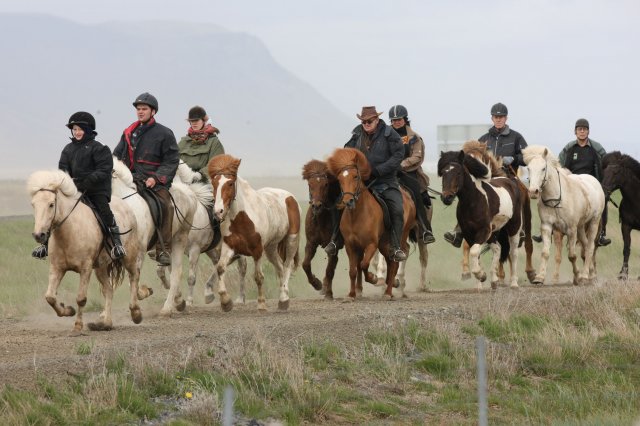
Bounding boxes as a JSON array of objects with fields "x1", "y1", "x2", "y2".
[
  {"x1": 532, "y1": 235, "x2": 542, "y2": 243},
  {"x1": 156, "y1": 251, "x2": 171, "y2": 266},
  {"x1": 597, "y1": 235, "x2": 611, "y2": 247},
  {"x1": 444, "y1": 231, "x2": 462, "y2": 248},
  {"x1": 421, "y1": 231, "x2": 436, "y2": 245},
  {"x1": 392, "y1": 248, "x2": 407, "y2": 262},
  {"x1": 324, "y1": 241, "x2": 338, "y2": 256},
  {"x1": 32, "y1": 244, "x2": 48, "y2": 259},
  {"x1": 111, "y1": 245, "x2": 127, "y2": 260}
]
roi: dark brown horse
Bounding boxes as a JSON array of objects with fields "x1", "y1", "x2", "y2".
[
  {"x1": 439, "y1": 150, "x2": 523, "y2": 289},
  {"x1": 301, "y1": 159, "x2": 342, "y2": 299},
  {"x1": 602, "y1": 151, "x2": 640, "y2": 280},
  {"x1": 327, "y1": 148, "x2": 416, "y2": 300}
]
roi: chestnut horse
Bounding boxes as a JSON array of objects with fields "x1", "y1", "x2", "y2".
[
  {"x1": 439, "y1": 150, "x2": 523, "y2": 289},
  {"x1": 28, "y1": 170, "x2": 146, "y2": 334},
  {"x1": 326, "y1": 148, "x2": 416, "y2": 300},
  {"x1": 301, "y1": 159, "x2": 342, "y2": 299},
  {"x1": 208, "y1": 154, "x2": 301, "y2": 312}
]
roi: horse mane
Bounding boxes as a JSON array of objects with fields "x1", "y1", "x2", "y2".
[
  {"x1": 326, "y1": 148, "x2": 371, "y2": 180},
  {"x1": 462, "y1": 140, "x2": 505, "y2": 177},
  {"x1": 522, "y1": 145, "x2": 566, "y2": 171},
  {"x1": 112, "y1": 156, "x2": 134, "y2": 187},
  {"x1": 602, "y1": 151, "x2": 623, "y2": 171},
  {"x1": 27, "y1": 170, "x2": 78, "y2": 197},
  {"x1": 604, "y1": 151, "x2": 640, "y2": 180},
  {"x1": 302, "y1": 159, "x2": 329, "y2": 180},
  {"x1": 208, "y1": 154, "x2": 241, "y2": 177},
  {"x1": 437, "y1": 150, "x2": 464, "y2": 176},
  {"x1": 464, "y1": 154, "x2": 490, "y2": 179}
]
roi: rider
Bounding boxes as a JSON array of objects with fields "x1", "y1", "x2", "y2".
[
  {"x1": 444, "y1": 102, "x2": 528, "y2": 247},
  {"x1": 32, "y1": 112, "x2": 126, "y2": 260},
  {"x1": 113, "y1": 92, "x2": 179, "y2": 266},
  {"x1": 324, "y1": 106, "x2": 408, "y2": 262},
  {"x1": 388, "y1": 104, "x2": 435, "y2": 244},
  {"x1": 557, "y1": 118, "x2": 610, "y2": 247},
  {"x1": 178, "y1": 105, "x2": 225, "y2": 182}
]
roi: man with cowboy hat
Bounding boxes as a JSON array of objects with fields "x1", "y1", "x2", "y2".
[{"x1": 324, "y1": 106, "x2": 407, "y2": 262}]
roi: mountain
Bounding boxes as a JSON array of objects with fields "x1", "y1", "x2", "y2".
[{"x1": 0, "y1": 14, "x2": 352, "y2": 179}]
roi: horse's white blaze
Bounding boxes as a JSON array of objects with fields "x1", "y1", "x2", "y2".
[
  {"x1": 342, "y1": 170, "x2": 349, "y2": 177},
  {"x1": 214, "y1": 175, "x2": 230, "y2": 217}
]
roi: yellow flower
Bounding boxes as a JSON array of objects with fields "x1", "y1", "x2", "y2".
[{"x1": 185, "y1": 392, "x2": 193, "y2": 399}]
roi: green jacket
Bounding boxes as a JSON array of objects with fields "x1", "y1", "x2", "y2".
[
  {"x1": 558, "y1": 138, "x2": 606, "y2": 181},
  {"x1": 178, "y1": 133, "x2": 225, "y2": 180}
]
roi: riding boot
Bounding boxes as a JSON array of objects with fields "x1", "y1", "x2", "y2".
[
  {"x1": 109, "y1": 224, "x2": 127, "y2": 259},
  {"x1": 155, "y1": 188, "x2": 173, "y2": 266},
  {"x1": 444, "y1": 224, "x2": 463, "y2": 248},
  {"x1": 391, "y1": 215, "x2": 407, "y2": 262},
  {"x1": 418, "y1": 218, "x2": 435, "y2": 245},
  {"x1": 32, "y1": 242, "x2": 48, "y2": 259},
  {"x1": 597, "y1": 206, "x2": 611, "y2": 247}
]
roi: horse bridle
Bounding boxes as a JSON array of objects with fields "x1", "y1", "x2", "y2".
[
  {"x1": 440, "y1": 162, "x2": 463, "y2": 198},
  {"x1": 306, "y1": 172, "x2": 337, "y2": 216},
  {"x1": 211, "y1": 172, "x2": 238, "y2": 222},
  {"x1": 336, "y1": 165, "x2": 363, "y2": 206},
  {"x1": 539, "y1": 159, "x2": 562, "y2": 208},
  {"x1": 36, "y1": 187, "x2": 83, "y2": 239}
]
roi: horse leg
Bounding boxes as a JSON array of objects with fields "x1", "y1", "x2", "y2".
[
  {"x1": 470, "y1": 243, "x2": 486, "y2": 287},
  {"x1": 418, "y1": 240, "x2": 430, "y2": 292},
  {"x1": 45, "y1": 268, "x2": 76, "y2": 318},
  {"x1": 346, "y1": 248, "x2": 359, "y2": 301},
  {"x1": 156, "y1": 265, "x2": 170, "y2": 290},
  {"x1": 72, "y1": 267, "x2": 92, "y2": 334},
  {"x1": 396, "y1": 259, "x2": 407, "y2": 297},
  {"x1": 254, "y1": 256, "x2": 268, "y2": 311},
  {"x1": 490, "y1": 243, "x2": 501, "y2": 289},
  {"x1": 461, "y1": 241, "x2": 471, "y2": 280},
  {"x1": 88, "y1": 266, "x2": 115, "y2": 331},
  {"x1": 235, "y1": 255, "x2": 248, "y2": 304},
  {"x1": 374, "y1": 250, "x2": 386, "y2": 286},
  {"x1": 619, "y1": 223, "x2": 631, "y2": 280},
  {"x1": 508, "y1": 234, "x2": 520, "y2": 288},
  {"x1": 186, "y1": 245, "x2": 200, "y2": 307},
  {"x1": 160, "y1": 231, "x2": 188, "y2": 316},
  {"x1": 217, "y1": 244, "x2": 236, "y2": 312},
  {"x1": 533, "y1": 225, "x2": 553, "y2": 285},
  {"x1": 203, "y1": 249, "x2": 219, "y2": 304},
  {"x1": 302, "y1": 240, "x2": 323, "y2": 291},
  {"x1": 497, "y1": 261, "x2": 506, "y2": 286},
  {"x1": 578, "y1": 220, "x2": 599, "y2": 285},
  {"x1": 125, "y1": 253, "x2": 143, "y2": 324},
  {"x1": 565, "y1": 231, "x2": 580, "y2": 285},
  {"x1": 275, "y1": 233, "x2": 299, "y2": 311},
  {"x1": 383, "y1": 257, "x2": 400, "y2": 300},
  {"x1": 362, "y1": 244, "x2": 379, "y2": 285},
  {"x1": 552, "y1": 230, "x2": 562, "y2": 284},
  {"x1": 322, "y1": 252, "x2": 339, "y2": 300}
]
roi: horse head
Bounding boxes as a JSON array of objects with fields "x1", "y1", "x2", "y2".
[
  {"x1": 437, "y1": 150, "x2": 465, "y2": 205},
  {"x1": 601, "y1": 163, "x2": 622, "y2": 198},
  {"x1": 522, "y1": 145, "x2": 554, "y2": 199},
  {"x1": 208, "y1": 154, "x2": 241, "y2": 221},
  {"x1": 111, "y1": 156, "x2": 136, "y2": 195},
  {"x1": 302, "y1": 159, "x2": 338, "y2": 214},
  {"x1": 327, "y1": 148, "x2": 370, "y2": 210},
  {"x1": 27, "y1": 170, "x2": 77, "y2": 243}
]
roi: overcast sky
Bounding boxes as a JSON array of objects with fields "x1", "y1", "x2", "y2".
[{"x1": 3, "y1": 0, "x2": 640, "y2": 163}]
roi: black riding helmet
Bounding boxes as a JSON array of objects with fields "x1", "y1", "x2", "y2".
[
  {"x1": 132, "y1": 92, "x2": 159, "y2": 112},
  {"x1": 388, "y1": 104, "x2": 409, "y2": 120},
  {"x1": 66, "y1": 111, "x2": 96, "y2": 131}
]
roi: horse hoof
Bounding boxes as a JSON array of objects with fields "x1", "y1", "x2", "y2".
[
  {"x1": 278, "y1": 300, "x2": 290, "y2": 311},
  {"x1": 526, "y1": 271, "x2": 537, "y2": 283},
  {"x1": 376, "y1": 278, "x2": 386, "y2": 287},
  {"x1": 478, "y1": 273, "x2": 487, "y2": 283},
  {"x1": 68, "y1": 329, "x2": 85, "y2": 337},
  {"x1": 311, "y1": 278, "x2": 323, "y2": 291},
  {"x1": 491, "y1": 281, "x2": 498, "y2": 290},
  {"x1": 618, "y1": 274, "x2": 629, "y2": 281},
  {"x1": 60, "y1": 303, "x2": 76, "y2": 317},
  {"x1": 88, "y1": 321, "x2": 113, "y2": 331},
  {"x1": 420, "y1": 286, "x2": 432, "y2": 293},
  {"x1": 323, "y1": 293, "x2": 333, "y2": 301},
  {"x1": 532, "y1": 277, "x2": 544, "y2": 286},
  {"x1": 130, "y1": 308, "x2": 143, "y2": 324},
  {"x1": 342, "y1": 297, "x2": 355, "y2": 303},
  {"x1": 204, "y1": 294, "x2": 215, "y2": 304},
  {"x1": 510, "y1": 283, "x2": 520, "y2": 289},
  {"x1": 221, "y1": 300, "x2": 234, "y2": 312},
  {"x1": 176, "y1": 300, "x2": 187, "y2": 312},
  {"x1": 461, "y1": 272, "x2": 472, "y2": 281},
  {"x1": 393, "y1": 278, "x2": 401, "y2": 289},
  {"x1": 577, "y1": 278, "x2": 588, "y2": 286},
  {"x1": 383, "y1": 294, "x2": 394, "y2": 301},
  {"x1": 186, "y1": 300, "x2": 194, "y2": 307}
]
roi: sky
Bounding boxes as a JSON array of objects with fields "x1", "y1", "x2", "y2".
[{"x1": 2, "y1": 0, "x2": 640, "y2": 166}]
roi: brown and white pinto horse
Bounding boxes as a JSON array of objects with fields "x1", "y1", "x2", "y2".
[
  {"x1": 208, "y1": 154, "x2": 301, "y2": 312},
  {"x1": 302, "y1": 159, "x2": 342, "y2": 299},
  {"x1": 326, "y1": 148, "x2": 416, "y2": 300},
  {"x1": 439, "y1": 150, "x2": 523, "y2": 289}
]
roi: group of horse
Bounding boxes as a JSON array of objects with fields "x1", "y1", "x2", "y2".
[{"x1": 27, "y1": 143, "x2": 640, "y2": 333}]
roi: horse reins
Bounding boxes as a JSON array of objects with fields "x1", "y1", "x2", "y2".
[
  {"x1": 539, "y1": 160, "x2": 562, "y2": 208},
  {"x1": 336, "y1": 165, "x2": 363, "y2": 205},
  {"x1": 36, "y1": 188, "x2": 84, "y2": 238}
]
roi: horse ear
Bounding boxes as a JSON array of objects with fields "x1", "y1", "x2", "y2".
[
  {"x1": 543, "y1": 148, "x2": 548, "y2": 158},
  {"x1": 464, "y1": 154, "x2": 489, "y2": 179},
  {"x1": 458, "y1": 150, "x2": 465, "y2": 162}
]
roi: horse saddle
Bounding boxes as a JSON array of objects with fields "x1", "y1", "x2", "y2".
[
  {"x1": 202, "y1": 205, "x2": 222, "y2": 253},
  {"x1": 369, "y1": 189, "x2": 392, "y2": 229},
  {"x1": 80, "y1": 195, "x2": 117, "y2": 254}
]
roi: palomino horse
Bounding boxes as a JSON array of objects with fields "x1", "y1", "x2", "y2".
[
  {"x1": 458, "y1": 140, "x2": 535, "y2": 286},
  {"x1": 602, "y1": 151, "x2": 640, "y2": 280},
  {"x1": 160, "y1": 161, "x2": 248, "y2": 305},
  {"x1": 439, "y1": 150, "x2": 523, "y2": 289},
  {"x1": 301, "y1": 159, "x2": 342, "y2": 299},
  {"x1": 326, "y1": 148, "x2": 416, "y2": 300},
  {"x1": 523, "y1": 145, "x2": 605, "y2": 286},
  {"x1": 111, "y1": 158, "x2": 199, "y2": 315},
  {"x1": 208, "y1": 154, "x2": 301, "y2": 312},
  {"x1": 28, "y1": 170, "x2": 146, "y2": 333}
]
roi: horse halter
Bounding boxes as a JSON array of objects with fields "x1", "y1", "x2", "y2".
[
  {"x1": 440, "y1": 162, "x2": 462, "y2": 198},
  {"x1": 212, "y1": 172, "x2": 238, "y2": 221},
  {"x1": 336, "y1": 165, "x2": 363, "y2": 207},
  {"x1": 539, "y1": 159, "x2": 562, "y2": 208},
  {"x1": 36, "y1": 187, "x2": 82, "y2": 238}
]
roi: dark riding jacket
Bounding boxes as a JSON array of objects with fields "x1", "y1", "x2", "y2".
[
  {"x1": 558, "y1": 138, "x2": 606, "y2": 181},
  {"x1": 59, "y1": 135, "x2": 113, "y2": 198},
  {"x1": 114, "y1": 119, "x2": 179, "y2": 188},
  {"x1": 344, "y1": 119, "x2": 404, "y2": 189},
  {"x1": 479, "y1": 125, "x2": 527, "y2": 171}
]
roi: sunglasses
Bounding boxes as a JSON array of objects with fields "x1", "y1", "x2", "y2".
[{"x1": 361, "y1": 118, "x2": 377, "y2": 125}]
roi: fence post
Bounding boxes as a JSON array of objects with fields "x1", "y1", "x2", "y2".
[
  {"x1": 476, "y1": 336, "x2": 488, "y2": 426},
  {"x1": 222, "y1": 385, "x2": 235, "y2": 426}
]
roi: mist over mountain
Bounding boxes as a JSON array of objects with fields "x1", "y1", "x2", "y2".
[{"x1": 0, "y1": 14, "x2": 352, "y2": 179}]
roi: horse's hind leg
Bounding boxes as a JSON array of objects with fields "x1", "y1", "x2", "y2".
[
  {"x1": 186, "y1": 245, "x2": 200, "y2": 307},
  {"x1": 253, "y1": 256, "x2": 268, "y2": 311},
  {"x1": 322, "y1": 252, "x2": 339, "y2": 300},
  {"x1": 418, "y1": 240, "x2": 430, "y2": 292},
  {"x1": 533, "y1": 224, "x2": 553, "y2": 285},
  {"x1": 470, "y1": 243, "x2": 487, "y2": 285},
  {"x1": 374, "y1": 251, "x2": 386, "y2": 286},
  {"x1": 203, "y1": 248, "x2": 219, "y2": 304},
  {"x1": 552, "y1": 231, "x2": 563, "y2": 284},
  {"x1": 88, "y1": 267, "x2": 115, "y2": 331},
  {"x1": 45, "y1": 268, "x2": 77, "y2": 320},
  {"x1": 565, "y1": 232, "x2": 581, "y2": 285},
  {"x1": 302, "y1": 240, "x2": 323, "y2": 291},
  {"x1": 157, "y1": 265, "x2": 170, "y2": 290},
  {"x1": 461, "y1": 241, "x2": 471, "y2": 280},
  {"x1": 361, "y1": 244, "x2": 379, "y2": 286},
  {"x1": 508, "y1": 234, "x2": 520, "y2": 288},
  {"x1": 489, "y1": 243, "x2": 501, "y2": 289},
  {"x1": 72, "y1": 268, "x2": 92, "y2": 334},
  {"x1": 235, "y1": 255, "x2": 248, "y2": 304},
  {"x1": 619, "y1": 223, "x2": 632, "y2": 280}
]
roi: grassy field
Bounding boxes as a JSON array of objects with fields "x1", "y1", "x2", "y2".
[{"x1": 2, "y1": 180, "x2": 640, "y2": 424}]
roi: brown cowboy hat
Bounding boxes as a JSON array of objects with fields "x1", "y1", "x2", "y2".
[{"x1": 357, "y1": 106, "x2": 383, "y2": 121}]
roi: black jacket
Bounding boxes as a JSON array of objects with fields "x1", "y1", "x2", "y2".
[
  {"x1": 478, "y1": 125, "x2": 527, "y2": 171},
  {"x1": 113, "y1": 119, "x2": 179, "y2": 187},
  {"x1": 344, "y1": 120, "x2": 404, "y2": 189},
  {"x1": 59, "y1": 137, "x2": 113, "y2": 197}
]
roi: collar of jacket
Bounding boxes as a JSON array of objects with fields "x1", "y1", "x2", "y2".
[
  {"x1": 567, "y1": 138, "x2": 594, "y2": 148},
  {"x1": 490, "y1": 125, "x2": 510, "y2": 137},
  {"x1": 405, "y1": 125, "x2": 420, "y2": 144}
]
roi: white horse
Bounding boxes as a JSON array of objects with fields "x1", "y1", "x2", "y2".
[
  {"x1": 523, "y1": 145, "x2": 605, "y2": 286},
  {"x1": 208, "y1": 154, "x2": 301, "y2": 312},
  {"x1": 111, "y1": 158, "x2": 199, "y2": 315},
  {"x1": 28, "y1": 170, "x2": 148, "y2": 333},
  {"x1": 166, "y1": 161, "x2": 248, "y2": 306}
]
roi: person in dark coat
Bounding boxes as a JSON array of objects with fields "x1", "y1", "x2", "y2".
[
  {"x1": 324, "y1": 106, "x2": 408, "y2": 262},
  {"x1": 113, "y1": 92, "x2": 179, "y2": 266},
  {"x1": 32, "y1": 112, "x2": 126, "y2": 260}
]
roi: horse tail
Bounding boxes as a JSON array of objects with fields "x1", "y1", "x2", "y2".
[
  {"x1": 498, "y1": 229, "x2": 510, "y2": 264},
  {"x1": 520, "y1": 180, "x2": 533, "y2": 251},
  {"x1": 107, "y1": 258, "x2": 126, "y2": 290}
]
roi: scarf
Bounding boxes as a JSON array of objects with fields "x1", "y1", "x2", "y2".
[
  {"x1": 123, "y1": 117, "x2": 156, "y2": 170},
  {"x1": 187, "y1": 123, "x2": 219, "y2": 144}
]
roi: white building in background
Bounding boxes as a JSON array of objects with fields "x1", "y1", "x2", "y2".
[{"x1": 436, "y1": 124, "x2": 488, "y2": 153}]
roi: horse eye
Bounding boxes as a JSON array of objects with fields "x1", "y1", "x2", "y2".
[{"x1": 49, "y1": 203, "x2": 54, "y2": 208}]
